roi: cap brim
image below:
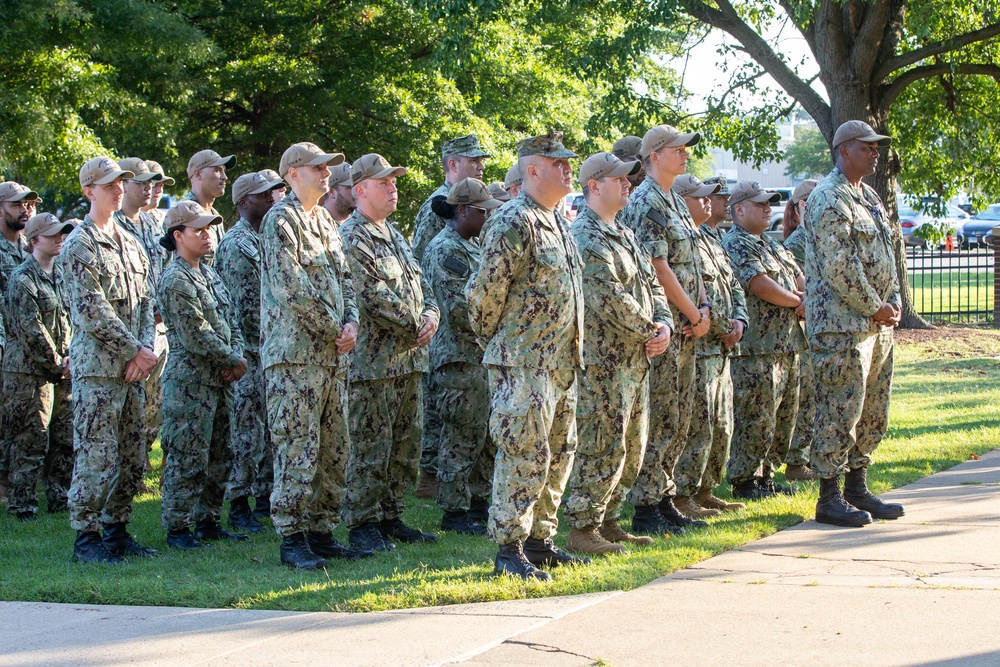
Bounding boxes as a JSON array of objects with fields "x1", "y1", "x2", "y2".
[
  {"x1": 539, "y1": 149, "x2": 579, "y2": 159},
  {"x1": 214, "y1": 155, "x2": 238, "y2": 170},
  {"x1": 371, "y1": 166, "x2": 408, "y2": 180},
  {"x1": 748, "y1": 192, "x2": 782, "y2": 203},
  {"x1": 494, "y1": 192, "x2": 511, "y2": 202},
  {"x1": 187, "y1": 214, "x2": 224, "y2": 229},
  {"x1": 667, "y1": 132, "x2": 701, "y2": 148},
  {"x1": 94, "y1": 170, "x2": 135, "y2": 185},
  {"x1": 6, "y1": 190, "x2": 41, "y2": 202},
  {"x1": 477, "y1": 197, "x2": 504, "y2": 210},
  {"x1": 159, "y1": 176, "x2": 176, "y2": 186},
  {"x1": 39, "y1": 223, "x2": 77, "y2": 237},
  {"x1": 307, "y1": 153, "x2": 346, "y2": 168},
  {"x1": 457, "y1": 149, "x2": 492, "y2": 159},
  {"x1": 683, "y1": 184, "x2": 720, "y2": 198},
  {"x1": 859, "y1": 134, "x2": 892, "y2": 147},
  {"x1": 249, "y1": 180, "x2": 285, "y2": 196},
  {"x1": 131, "y1": 173, "x2": 164, "y2": 182}
]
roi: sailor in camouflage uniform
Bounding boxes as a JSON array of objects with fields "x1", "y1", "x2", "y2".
[
  {"x1": 563, "y1": 153, "x2": 671, "y2": 557},
  {"x1": 184, "y1": 149, "x2": 236, "y2": 266},
  {"x1": 63, "y1": 157, "x2": 159, "y2": 564},
  {"x1": 671, "y1": 175, "x2": 749, "y2": 517},
  {"x1": 142, "y1": 160, "x2": 174, "y2": 227},
  {"x1": 322, "y1": 162, "x2": 356, "y2": 225},
  {"x1": 722, "y1": 181, "x2": 806, "y2": 500},
  {"x1": 158, "y1": 201, "x2": 250, "y2": 549},
  {"x1": 0, "y1": 181, "x2": 37, "y2": 500},
  {"x1": 466, "y1": 132, "x2": 586, "y2": 581},
  {"x1": 261, "y1": 143, "x2": 373, "y2": 569},
  {"x1": 410, "y1": 135, "x2": 491, "y2": 500},
  {"x1": 420, "y1": 178, "x2": 502, "y2": 535},
  {"x1": 340, "y1": 153, "x2": 440, "y2": 552},
  {"x1": 4, "y1": 214, "x2": 76, "y2": 520},
  {"x1": 803, "y1": 121, "x2": 905, "y2": 527},
  {"x1": 620, "y1": 125, "x2": 711, "y2": 535},
  {"x1": 217, "y1": 171, "x2": 285, "y2": 534}
]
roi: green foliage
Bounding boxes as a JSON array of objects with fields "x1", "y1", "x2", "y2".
[
  {"x1": 912, "y1": 220, "x2": 956, "y2": 245},
  {"x1": 784, "y1": 126, "x2": 831, "y2": 179}
]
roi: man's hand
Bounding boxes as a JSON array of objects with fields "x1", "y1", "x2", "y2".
[
  {"x1": 873, "y1": 302, "x2": 901, "y2": 327},
  {"x1": 416, "y1": 315, "x2": 437, "y2": 347},
  {"x1": 645, "y1": 322, "x2": 671, "y2": 358},
  {"x1": 222, "y1": 358, "x2": 249, "y2": 383},
  {"x1": 720, "y1": 319, "x2": 745, "y2": 349},
  {"x1": 682, "y1": 306, "x2": 711, "y2": 339},
  {"x1": 124, "y1": 346, "x2": 158, "y2": 382},
  {"x1": 61, "y1": 356, "x2": 72, "y2": 380},
  {"x1": 476, "y1": 337, "x2": 486, "y2": 351},
  {"x1": 336, "y1": 322, "x2": 359, "y2": 355}
]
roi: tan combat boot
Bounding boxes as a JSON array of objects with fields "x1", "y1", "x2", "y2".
[
  {"x1": 694, "y1": 489, "x2": 746, "y2": 512},
  {"x1": 600, "y1": 519, "x2": 654, "y2": 545},
  {"x1": 675, "y1": 495, "x2": 720, "y2": 519},
  {"x1": 567, "y1": 526, "x2": 627, "y2": 556},
  {"x1": 785, "y1": 464, "x2": 817, "y2": 482}
]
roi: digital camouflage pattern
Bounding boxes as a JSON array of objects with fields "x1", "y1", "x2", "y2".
[
  {"x1": 696, "y1": 225, "x2": 749, "y2": 358},
  {"x1": 466, "y1": 192, "x2": 582, "y2": 545},
  {"x1": 804, "y1": 167, "x2": 899, "y2": 477},
  {"x1": 157, "y1": 256, "x2": 244, "y2": 531},
  {"x1": 783, "y1": 230, "x2": 813, "y2": 466},
  {"x1": 410, "y1": 183, "x2": 450, "y2": 262},
  {"x1": 4, "y1": 255, "x2": 73, "y2": 516},
  {"x1": 675, "y1": 354, "x2": 732, "y2": 495},
  {"x1": 563, "y1": 207, "x2": 670, "y2": 528},
  {"x1": 339, "y1": 208, "x2": 438, "y2": 382},
  {"x1": 260, "y1": 193, "x2": 357, "y2": 536},
  {"x1": 0, "y1": 234, "x2": 29, "y2": 297},
  {"x1": 62, "y1": 215, "x2": 154, "y2": 533},
  {"x1": 421, "y1": 226, "x2": 492, "y2": 512},
  {"x1": 216, "y1": 218, "x2": 272, "y2": 502},
  {"x1": 783, "y1": 225, "x2": 807, "y2": 267},
  {"x1": 342, "y1": 372, "x2": 422, "y2": 527}
]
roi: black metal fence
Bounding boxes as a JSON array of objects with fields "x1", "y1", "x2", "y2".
[{"x1": 905, "y1": 244, "x2": 995, "y2": 324}]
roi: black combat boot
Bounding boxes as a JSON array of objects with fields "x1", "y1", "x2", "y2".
[
  {"x1": 280, "y1": 533, "x2": 326, "y2": 570},
  {"x1": 815, "y1": 476, "x2": 873, "y2": 527},
  {"x1": 441, "y1": 511, "x2": 488, "y2": 535},
  {"x1": 167, "y1": 529, "x2": 207, "y2": 550},
  {"x1": 731, "y1": 478, "x2": 774, "y2": 501},
  {"x1": 103, "y1": 523, "x2": 160, "y2": 558},
  {"x1": 523, "y1": 537, "x2": 591, "y2": 567},
  {"x1": 377, "y1": 517, "x2": 438, "y2": 543},
  {"x1": 348, "y1": 523, "x2": 396, "y2": 552},
  {"x1": 494, "y1": 541, "x2": 552, "y2": 581},
  {"x1": 307, "y1": 532, "x2": 376, "y2": 560},
  {"x1": 194, "y1": 519, "x2": 249, "y2": 542},
  {"x1": 467, "y1": 497, "x2": 490, "y2": 524},
  {"x1": 228, "y1": 496, "x2": 264, "y2": 534},
  {"x1": 253, "y1": 494, "x2": 271, "y2": 520},
  {"x1": 658, "y1": 496, "x2": 708, "y2": 529},
  {"x1": 760, "y1": 467, "x2": 795, "y2": 495},
  {"x1": 631, "y1": 505, "x2": 679, "y2": 535},
  {"x1": 843, "y1": 467, "x2": 905, "y2": 520},
  {"x1": 74, "y1": 531, "x2": 127, "y2": 564}
]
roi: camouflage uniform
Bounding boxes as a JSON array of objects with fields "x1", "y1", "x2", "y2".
[
  {"x1": 339, "y1": 208, "x2": 439, "y2": 528},
  {"x1": 63, "y1": 216, "x2": 154, "y2": 534},
  {"x1": 261, "y1": 193, "x2": 357, "y2": 537},
  {"x1": 783, "y1": 226, "x2": 814, "y2": 467},
  {"x1": 563, "y1": 207, "x2": 671, "y2": 530},
  {"x1": 466, "y1": 191, "x2": 584, "y2": 545},
  {"x1": 421, "y1": 225, "x2": 494, "y2": 513},
  {"x1": 182, "y1": 193, "x2": 226, "y2": 266},
  {"x1": 4, "y1": 256, "x2": 73, "y2": 516},
  {"x1": 0, "y1": 234, "x2": 28, "y2": 483},
  {"x1": 117, "y1": 210, "x2": 168, "y2": 453},
  {"x1": 621, "y1": 178, "x2": 704, "y2": 506},
  {"x1": 675, "y1": 225, "x2": 748, "y2": 496},
  {"x1": 803, "y1": 167, "x2": 899, "y2": 478},
  {"x1": 158, "y1": 256, "x2": 244, "y2": 531},
  {"x1": 411, "y1": 183, "x2": 450, "y2": 481},
  {"x1": 722, "y1": 224, "x2": 806, "y2": 485},
  {"x1": 216, "y1": 218, "x2": 273, "y2": 504}
]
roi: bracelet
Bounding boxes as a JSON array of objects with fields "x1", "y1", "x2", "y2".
[{"x1": 693, "y1": 314, "x2": 704, "y2": 328}]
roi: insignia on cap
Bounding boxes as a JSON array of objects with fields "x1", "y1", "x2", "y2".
[{"x1": 99, "y1": 158, "x2": 115, "y2": 171}]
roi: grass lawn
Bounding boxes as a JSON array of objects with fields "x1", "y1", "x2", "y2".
[{"x1": 2, "y1": 327, "x2": 999, "y2": 613}]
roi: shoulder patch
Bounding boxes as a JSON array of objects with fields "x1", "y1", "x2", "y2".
[
  {"x1": 646, "y1": 208, "x2": 669, "y2": 228},
  {"x1": 352, "y1": 238, "x2": 377, "y2": 264},
  {"x1": 442, "y1": 254, "x2": 469, "y2": 278},
  {"x1": 67, "y1": 239, "x2": 98, "y2": 266},
  {"x1": 11, "y1": 271, "x2": 37, "y2": 298},
  {"x1": 237, "y1": 237, "x2": 260, "y2": 260},
  {"x1": 500, "y1": 225, "x2": 525, "y2": 255}
]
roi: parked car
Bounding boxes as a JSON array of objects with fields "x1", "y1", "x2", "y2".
[
  {"x1": 562, "y1": 191, "x2": 584, "y2": 221},
  {"x1": 898, "y1": 202, "x2": 968, "y2": 247},
  {"x1": 960, "y1": 204, "x2": 1000, "y2": 247}
]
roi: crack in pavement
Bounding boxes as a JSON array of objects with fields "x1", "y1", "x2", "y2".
[{"x1": 504, "y1": 640, "x2": 597, "y2": 661}]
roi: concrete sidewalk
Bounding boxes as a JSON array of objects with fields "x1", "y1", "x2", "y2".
[{"x1": 3, "y1": 451, "x2": 999, "y2": 667}]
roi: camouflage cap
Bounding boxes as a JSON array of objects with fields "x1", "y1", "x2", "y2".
[
  {"x1": 832, "y1": 120, "x2": 892, "y2": 148},
  {"x1": 702, "y1": 175, "x2": 731, "y2": 196},
  {"x1": 351, "y1": 153, "x2": 407, "y2": 185},
  {"x1": 119, "y1": 158, "x2": 164, "y2": 183},
  {"x1": 611, "y1": 135, "x2": 643, "y2": 161},
  {"x1": 442, "y1": 134, "x2": 491, "y2": 159},
  {"x1": 25, "y1": 212, "x2": 75, "y2": 241},
  {"x1": 671, "y1": 174, "x2": 720, "y2": 198},
  {"x1": 145, "y1": 160, "x2": 175, "y2": 186},
  {"x1": 504, "y1": 164, "x2": 522, "y2": 189},
  {"x1": 232, "y1": 171, "x2": 284, "y2": 206},
  {"x1": 79, "y1": 157, "x2": 135, "y2": 189},
  {"x1": 488, "y1": 181, "x2": 510, "y2": 202},
  {"x1": 641, "y1": 125, "x2": 700, "y2": 158},
  {"x1": 446, "y1": 178, "x2": 503, "y2": 209},
  {"x1": 516, "y1": 131, "x2": 578, "y2": 159},
  {"x1": 791, "y1": 178, "x2": 819, "y2": 204},
  {"x1": 578, "y1": 152, "x2": 641, "y2": 186},
  {"x1": 0, "y1": 181, "x2": 41, "y2": 203},
  {"x1": 187, "y1": 150, "x2": 237, "y2": 179},
  {"x1": 729, "y1": 181, "x2": 782, "y2": 207},
  {"x1": 328, "y1": 163, "x2": 353, "y2": 188},
  {"x1": 279, "y1": 142, "x2": 345, "y2": 178},
  {"x1": 164, "y1": 200, "x2": 223, "y2": 231}
]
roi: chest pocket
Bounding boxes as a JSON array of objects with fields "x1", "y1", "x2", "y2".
[
  {"x1": 376, "y1": 255, "x2": 404, "y2": 282},
  {"x1": 613, "y1": 246, "x2": 638, "y2": 284},
  {"x1": 665, "y1": 223, "x2": 695, "y2": 266},
  {"x1": 536, "y1": 243, "x2": 567, "y2": 272},
  {"x1": 37, "y1": 293, "x2": 59, "y2": 315},
  {"x1": 103, "y1": 254, "x2": 127, "y2": 302}
]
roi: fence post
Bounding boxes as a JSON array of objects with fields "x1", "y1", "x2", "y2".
[{"x1": 994, "y1": 226, "x2": 1000, "y2": 327}]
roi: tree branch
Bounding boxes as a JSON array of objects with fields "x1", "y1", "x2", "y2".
[
  {"x1": 849, "y1": 0, "x2": 891, "y2": 82},
  {"x1": 873, "y1": 22, "x2": 1000, "y2": 83},
  {"x1": 880, "y1": 62, "x2": 1000, "y2": 107}
]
